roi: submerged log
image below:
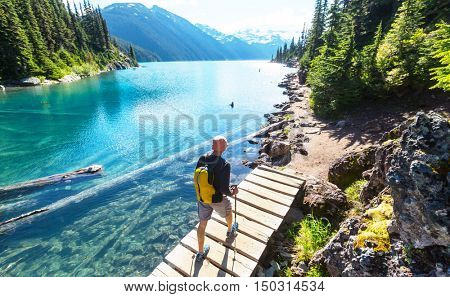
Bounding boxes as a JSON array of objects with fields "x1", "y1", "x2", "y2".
[
  {"x1": 0, "y1": 208, "x2": 49, "y2": 227},
  {"x1": 0, "y1": 165, "x2": 103, "y2": 200}
]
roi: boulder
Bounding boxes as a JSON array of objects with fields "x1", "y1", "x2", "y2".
[
  {"x1": 360, "y1": 141, "x2": 398, "y2": 203},
  {"x1": 267, "y1": 141, "x2": 291, "y2": 159},
  {"x1": 19, "y1": 77, "x2": 41, "y2": 86},
  {"x1": 301, "y1": 175, "x2": 348, "y2": 225},
  {"x1": 310, "y1": 217, "x2": 412, "y2": 277},
  {"x1": 336, "y1": 120, "x2": 346, "y2": 128},
  {"x1": 328, "y1": 146, "x2": 377, "y2": 189},
  {"x1": 386, "y1": 112, "x2": 449, "y2": 248},
  {"x1": 58, "y1": 74, "x2": 81, "y2": 83}
]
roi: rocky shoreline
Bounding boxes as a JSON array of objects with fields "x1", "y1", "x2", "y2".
[
  {"x1": 248, "y1": 69, "x2": 449, "y2": 277},
  {"x1": 242, "y1": 72, "x2": 311, "y2": 169},
  {"x1": 0, "y1": 55, "x2": 136, "y2": 91}
]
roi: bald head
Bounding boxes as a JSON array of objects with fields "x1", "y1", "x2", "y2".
[{"x1": 212, "y1": 136, "x2": 228, "y2": 156}]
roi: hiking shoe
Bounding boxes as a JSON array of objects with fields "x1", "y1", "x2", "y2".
[
  {"x1": 226, "y1": 222, "x2": 239, "y2": 238},
  {"x1": 195, "y1": 244, "x2": 210, "y2": 262}
]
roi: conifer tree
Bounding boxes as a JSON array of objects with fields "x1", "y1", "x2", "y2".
[
  {"x1": 0, "y1": 0, "x2": 37, "y2": 78},
  {"x1": 429, "y1": 22, "x2": 450, "y2": 91},
  {"x1": 376, "y1": 0, "x2": 433, "y2": 91}
]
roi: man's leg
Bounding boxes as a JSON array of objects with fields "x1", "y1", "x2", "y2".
[
  {"x1": 225, "y1": 211, "x2": 233, "y2": 232},
  {"x1": 197, "y1": 220, "x2": 208, "y2": 254}
]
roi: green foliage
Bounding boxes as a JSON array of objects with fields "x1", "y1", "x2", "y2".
[
  {"x1": 284, "y1": 0, "x2": 448, "y2": 118},
  {"x1": 345, "y1": 180, "x2": 367, "y2": 216},
  {"x1": 305, "y1": 265, "x2": 328, "y2": 277},
  {"x1": 72, "y1": 62, "x2": 99, "y2": 77},
  {"x1": 286, "y1": 221, "x2": 302, "y2": 241},
  {"x1": 279, "y1": 266, "x2": 294, "y2": 277},
  {"x1": 376, "y1": 0, "x2": 434, "y2": 91},
  {"x1": 429, "y1": 22, "x2": 450, "y2": 91},
  {"x1": 0, "y1": 0, "x2": 133, "y2": 81},
  {"x1": 294, "y1": 214, "x2": 333, "y2": 262},
  {"x1": 345, "y1": 180, "x2": 367, "y2": 202}
]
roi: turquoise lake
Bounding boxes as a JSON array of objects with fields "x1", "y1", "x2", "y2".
[{"x1": 0, "y1": 61, "x2": 292, "y2": 276}]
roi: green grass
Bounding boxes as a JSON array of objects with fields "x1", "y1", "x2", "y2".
[
  {"x1": 345, "y1": 180, "x2": 367, "y2": 202},
  {"x1": 283, "y1": 114, "x2": 293, "y2": 121},
  {"x1": 345, "y1": 180, "x2": 367, "y2": 216},
  {"x1": 305, "y1": 265, "x2": 328, "y2": 277},
  {"x1": 279, "y1": 266, "x2": 294, "y2": 277},
  {"x1": 294, "y1": 214, "x2": 333, "y2": 262}
]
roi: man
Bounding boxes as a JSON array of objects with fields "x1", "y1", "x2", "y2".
[{"x1": 195, "y1": 136, "x2": 238, "y2": 262}]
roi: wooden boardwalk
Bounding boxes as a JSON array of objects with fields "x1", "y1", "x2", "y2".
[{"x1": 150, "y1": 165, "x2": 305, "y2": 277}]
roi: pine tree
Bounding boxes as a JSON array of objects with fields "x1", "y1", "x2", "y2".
[
  {"x1": 129, "y1": 45, "x2": 138, "y2": 66},
  {"x1": 360, "y1": 22, "x2": 384, "y2": 93},
  {"x1": 0, "y1": 0, "x2": 37, "y2": 79},
  {"x1": 376, "y1": 0, "x2": 433, "y2": 91},
  {"x1": 429, "y1": 22, "x2": 450, "y2": 91}
]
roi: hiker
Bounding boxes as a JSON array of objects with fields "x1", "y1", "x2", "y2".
[
  {"x1": 194, "y1": 136, "x2": 238, "y2": 262},
  {"x1": 230, "y1": 101, "x2": 234, "y2": 108}
]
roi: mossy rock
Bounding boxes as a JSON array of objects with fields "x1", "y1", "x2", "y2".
[{"x1": 354, "y1": 195, "x2": 393, "y2": 252}]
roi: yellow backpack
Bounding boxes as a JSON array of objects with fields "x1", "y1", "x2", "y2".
[{"x1": 194, "y1": 165, "x2": 215, "y2": 204}]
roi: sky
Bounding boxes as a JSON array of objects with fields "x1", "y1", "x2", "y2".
[{"x1": 77, "y1": 0, "x2": 315, "y2": 37}]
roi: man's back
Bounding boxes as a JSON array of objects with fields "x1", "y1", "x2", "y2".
[{"x1": 196, "y1": 152, "x2": 232, "y2": 203}]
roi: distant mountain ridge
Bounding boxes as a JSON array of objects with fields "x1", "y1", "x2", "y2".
[{"x1": 103, "y1": 3, "x2": 291, "y2": 62}]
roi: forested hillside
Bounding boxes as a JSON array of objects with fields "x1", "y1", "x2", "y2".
[
  {"x1": 274, "y1": 0, "x2": 449, "y2": 117},
  {"x1": 0, "y1": 0, "x2": 138, "y2": 82}
]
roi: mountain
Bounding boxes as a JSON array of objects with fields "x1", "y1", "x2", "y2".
[
  {"x1": 195, "y1": 24, "x2": 268, "y2": 60},
  {"x1": 234, "y1": 29, "x2": 296, "y2": 58},
  {"x1": 114, "y1": 37, "x2": 160, "y2": 62},
  {"x1": 102, "y1": 3, "x2": 290, "y2": 61},
  {"x1": 103, "y1": 3, "x2": 229, "y2": 61}
]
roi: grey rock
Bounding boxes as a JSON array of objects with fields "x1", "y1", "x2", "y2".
[
  {"x1": 301, "y1": 175, "x2": 348, "y2": 226},
  {"x1": 386, "y1": 112, "x2": 450, "y2": 248},
  {"x1": 267, "y1": 141, "x2": 291, "y2": 159},
  {"x1": 328, "y1": 146, "x2": 377, "y2": 189},
  {"x1": 336, "y1": 120, "x2": 346, "y2": 128},
  {"x1": 19, "y1": 77, "x2": 41, "y2": 86}
]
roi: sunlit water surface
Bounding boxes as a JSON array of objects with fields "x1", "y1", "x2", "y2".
[{"x1": 0, "y1": 61, "x2": 292, "y2": 276}]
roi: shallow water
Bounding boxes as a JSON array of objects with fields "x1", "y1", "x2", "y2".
[{"x1": 0, "y1": 61, "x2": 292, "y2": 276}]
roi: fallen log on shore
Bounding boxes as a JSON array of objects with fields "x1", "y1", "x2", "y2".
[{"x1": 0, "y1": 165, "x2": 103, "y2": 200}]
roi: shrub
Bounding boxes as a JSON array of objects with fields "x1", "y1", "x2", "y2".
[
  {"x1": 305, "y1": 265, "x2": 328, "y2": 277},
  {"x1": 279, "y1": 267, "x2": 293, "y2": 277},
  {"x1": 295, "y1": 214, "x2": 333, "y2": 262}
]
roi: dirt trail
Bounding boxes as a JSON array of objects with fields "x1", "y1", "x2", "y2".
[{"x1": 282, "y1": 73, "x2": 449, "y2": 181}]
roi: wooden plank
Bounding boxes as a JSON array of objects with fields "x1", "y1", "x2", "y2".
[
  {"x1": 150, "y1": 269, "x2": 166, "y2": 277},
  {"x1": 259, "y1": 165, "x2": 305, "y2": 181},
  {"x1": 164, "y1": 244, "x2": 231, "y2": 277},
  {"x1": 245, "y1": 174, "x2": 299, "y2": 196},
  {"x1": 235, "y1": 189, "x2": 290, "y2": 218},
  {"x1": 239, "y1": 180, "x2": 294, "y2": 207},
  {"x1": 150, "y1": 262, "x2": 184, "y2": 277},
  {"x1": 231, "y1": 198, "x2": 283, "y2": 230},
  {"x1": 181, "y1": 230, "x2": 257, "y2": 277},
  {"x1": 211, "y1": 212, "x2": 274, "y2": 243},
  {"x1": 252, "y1": 168, "x2": 305, "y2": 188},
  {"x1": 200, "y1": 220, "x2": 267, "y2": 262}
]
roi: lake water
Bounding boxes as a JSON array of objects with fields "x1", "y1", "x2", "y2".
[{"x1": 0, "y1": 61, "x2": 292, "y2": 276}]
